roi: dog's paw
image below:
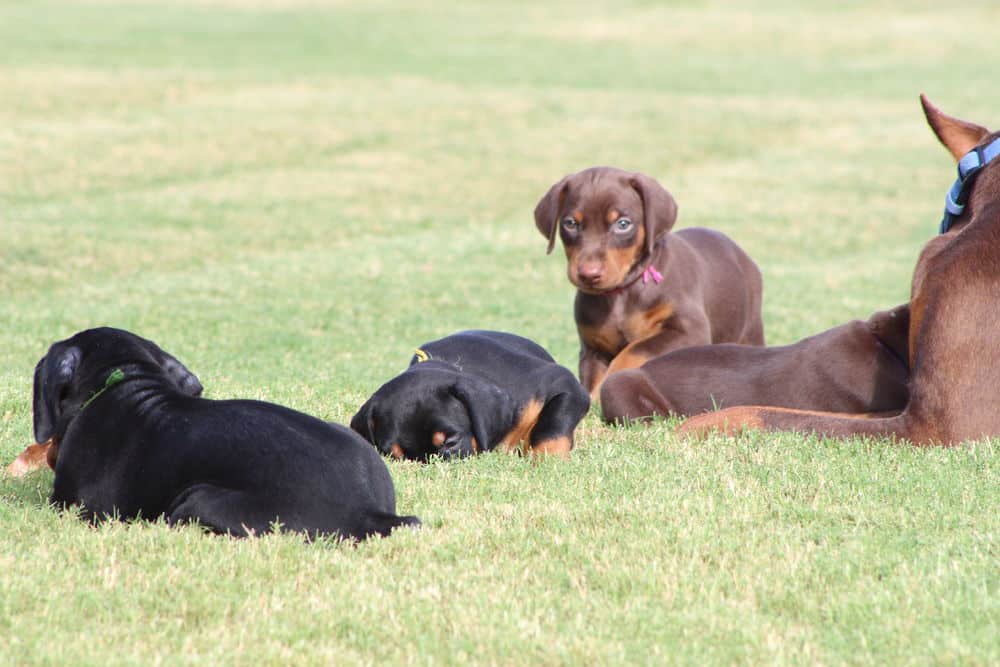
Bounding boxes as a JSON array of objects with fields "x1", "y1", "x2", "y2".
[{"x1": 5, "y1": 441, "x2": 54, "y2": 477}]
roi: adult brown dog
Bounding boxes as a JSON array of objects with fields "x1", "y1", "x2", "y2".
[
  {"x1": 535, "y1": 166, "x2": 765, "y2": 400},
  {"x1": 602, "y1": 304, "x2": 910, "y2": 421},
  {"x1": 679, "y1": 96, "x2": 1000, "y2": 445}
]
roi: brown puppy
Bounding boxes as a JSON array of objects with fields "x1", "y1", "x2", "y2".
[
  {"x1": 679, "y1": 96, "x2": 1000, "y2": 445},
  {"x1": 602, "y1": 304, "x2": 909, "y2": 421},
  {"x1": 535, "y1": 166, "x2": 765, "y2": 400}
]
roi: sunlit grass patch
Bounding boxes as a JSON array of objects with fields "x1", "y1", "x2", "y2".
[{"x1": 2, "y1": 0, "x2": 999, "y2": 664}]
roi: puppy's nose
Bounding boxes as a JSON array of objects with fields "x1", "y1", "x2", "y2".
[{"x1": 578, "y1": 262, "x2": 605, "y2": 283}]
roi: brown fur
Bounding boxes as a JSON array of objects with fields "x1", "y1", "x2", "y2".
[
  {"x1": 678, "y1": 95, "x2": 1000, "y2": 446},
  {"x1": 601, "y1": 305, "x2": 910, "y2": 421},
  {"x1": 535, "y1": 167, "x2": 765, "y2": 401},
  {"x1": 6, "y1": 439, "x2": 55, "y2": 477},
  {"x1": 529, "y1": 436, "x2": 572, "y2": 458},
  {"x1": 497, "y1": 399, "x2": 544, "y2": 454}
]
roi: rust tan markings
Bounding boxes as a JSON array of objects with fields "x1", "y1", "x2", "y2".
[
  {"x1": 431, "y1": 431, "x2": 446, "y2": 447},
  {"x1": 580, "y1": 303, "x2": 674, "y2": 359},
  {"x1": 530, "y1": 436, "x2": 572, "y2": 459},
  {"x1": 5, "y1": 439, "x2": 54, "y2": 478},
  {"x1": 389, "y1": 443, "x2": 404, "y2": 460},
  {"x1": 679, "y1": 406, "x2": 883, "y2": 438},
  {"x1": 578, "y1": 323, "x2": 625, "y2": 357},
  {"x1": 497, "y1": 399, "x2": 544, "y2": 454},
  {"x1": 606, "y1": 340, "x2": 655, "y2": 375},
  {"x1": 677, "y1": 408, "x2": 764, "y2": 437},
  {"x1": 605, "y1": 209, "x2": 620, "y2": 224},
  {"x1": 605, "y1": 309, "x2": 675, "y2": 376},
  {"x1": 470, "y1": 437, "x2": 479, "y2": 454},
  {"x1": 605, "y1": 222, "x2": 645, "y2": 285},
  {"x1": 623, "y1": 303, "x2": 674, "y2": 341},
  {"x1": 572, "y1": 211, "x2": 584, "y2": 223}
]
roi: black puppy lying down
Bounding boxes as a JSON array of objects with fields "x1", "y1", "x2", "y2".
[
  {"x1": 36, "y1": 327, "x2": 418, "y2": 539},
  {"x1": 350, "y1": 330, "x2": 590, "y2": 461}
]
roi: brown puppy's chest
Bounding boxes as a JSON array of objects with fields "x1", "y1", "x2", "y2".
[{"x1": 578, "y1": 300, "x2": 675, "y2": 356}]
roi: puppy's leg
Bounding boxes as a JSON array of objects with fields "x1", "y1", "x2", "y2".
[
  {"x1": 677, "y1": 406, "x2": 908, "y2": 441},
  {"x1": 6, "y1": 441, "x2": 54, "y2": 477},
  {"x1": 607, "y1": 327, "x2": 710, "y2": 376},
  {"x1": 595, "y1": 315, "x2": 711, "y2": 401},
  {"x1": 166, "y1": 484, "x2": 281, "y2": 537},
  {"x1": 527, "y1": 381, "x2": 591, "y2": 459},
  {"x1": 579, "y1": 347, "x2": 611, "y2": 398},
  {"x1": 364, "y1": 512, "x2": 421, "y2": 538},
  {"x1": 599, "y1": 369, "x2": 676, "y2": 423}
]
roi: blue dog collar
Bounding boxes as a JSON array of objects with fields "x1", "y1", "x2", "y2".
[{"x1": 940, "y1": 136, "x2": 1000, "y2": 233}]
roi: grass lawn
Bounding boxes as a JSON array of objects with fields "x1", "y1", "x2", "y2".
[{"x1": 1, "y1": 0, "x2": 998, "y2": 664}]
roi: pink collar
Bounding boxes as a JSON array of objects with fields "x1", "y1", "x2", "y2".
[
  {"x1": 642, "y1": 265, "x2": 664, "y2": 284},
  {"x1": 603, "y1": 264, "x2": 663, "y2": 297}
]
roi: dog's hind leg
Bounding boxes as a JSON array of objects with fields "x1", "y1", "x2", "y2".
[
  {"x1": 527, "y1": 381, "x2": 591, "y2": 458},
  {"x1": 363, "y1": 512, "x2": 421, "y2": 539},
  {"x1": 167, "y1": 484, "x2": 420, "y2": 540},
  {"x1": 166, "y1": 483, "x2": 282, "y2": 537},
  {"x1": 599, "y1": 369, "x2": 676, "y2": 423},
  {"x1": 677, "y1": 406, "x2": 912, "y2": 442}
]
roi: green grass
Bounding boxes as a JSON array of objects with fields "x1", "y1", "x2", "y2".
[{"x1": 1, "y1": 0, "x2": 998, "y2": 664}]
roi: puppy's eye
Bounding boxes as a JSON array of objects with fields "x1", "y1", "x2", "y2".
[
  {"x1": 614, "y1": 217, "x2": 633, "y2": 232},
  {"x1": 561, "y1": 217, "x2": 579, "y2": 232}
]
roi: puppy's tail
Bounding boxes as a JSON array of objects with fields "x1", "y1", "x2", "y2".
[{"x1": 365, "y1": 511, "x2": 421, "y2": 539}]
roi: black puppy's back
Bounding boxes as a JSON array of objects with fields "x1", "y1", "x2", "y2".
[
  {"x1": 39, "y1": 327, "x2": 419, "y2": 540},
  {"x1": 415, "y1": 330, "x2": 556, "y2": 387},
  {"x1": 353, "y1": 329, "x2": 589, "y2": 460}
]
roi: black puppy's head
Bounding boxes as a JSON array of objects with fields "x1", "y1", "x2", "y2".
[
  {"x1": 33, "y1": 327, "x2": 203, "y2": 445},
  {"x1": 350, "y1": 365, "x2": 514, "y2": 462}
]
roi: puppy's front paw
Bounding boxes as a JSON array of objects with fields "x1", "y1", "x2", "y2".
[{"x1": 6, "y1": 440, "x2": 55, "y2": 477}]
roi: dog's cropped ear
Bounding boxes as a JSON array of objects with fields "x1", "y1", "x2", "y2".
[
  {"x1": 921, "y1": 94, "x2": 990, "y2": 161},
  {"x1": 534, "y1": 176, "x2": 570, "y2": 255},
  {"x1": 630, "y1": 173, "x2": 678, "y2": 257},
  {"x1": 448, "y1": 377, "x2": 515, "y2": 453},
  {"x1": 33, "y1": 345, "x2": 81, "y2": 444},
  {"x1": 349, "y1": 399, "x2": 376, "y2": 444}
]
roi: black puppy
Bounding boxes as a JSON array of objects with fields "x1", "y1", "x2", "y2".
[
  {"x1": 36, "y1": 327, "x2": 419, "y2": 539},
  {"x1": 350, "y1": 330, "x2": 590, "y2": 461}
]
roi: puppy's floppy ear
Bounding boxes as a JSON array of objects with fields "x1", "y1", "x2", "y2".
[
  {"x1": 534, "y1": 176, "x2": 571, "y2": 255},
  {"x1": 448, "y1": 377, "x2": 514, "y2": 453},
  {"x1": 157, "y1": 350, "x2": 203, "y2": 397},
  {"x1": 33, "y1": 345, "x2": 81, "y2": 444},
  {"x1": 349, "y1": 398, "x2": 376, "y2": 444},
  {"x1": 630, "y1": 173, "x2": 678, "y2": 257},
  {"x1": 920, "y1": 94, "x2": 990, "y2": 161}
]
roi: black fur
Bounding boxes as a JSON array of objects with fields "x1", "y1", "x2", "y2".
[
  {"x1": 350, "y1": 330, "x2": 590, "y2": 461},
  {"x1": 36, "y1": 327, "x2": 419, "y2": 540}
]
